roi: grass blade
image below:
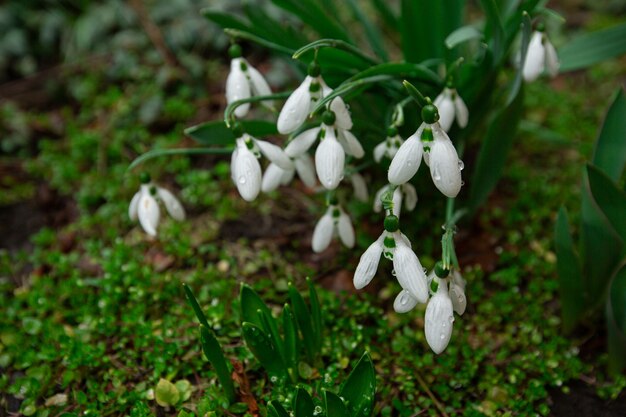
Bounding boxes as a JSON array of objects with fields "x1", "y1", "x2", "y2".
[
  {"x1": 128, "y1": 147, "x2": 232, "y2": 171},
  {"x1": 587, "y1": 164, "x2": 626, "y2": 239},
  {"x1": 184, "y1": 120, "x2": 279, "y2": 146},
  {"x1": 182, "y1": 283, "x2": 210, "y2": 329},
  {"x1": 200, "y1": 325, "x2": 235, "y2": 403},
  {"x1": 559, "y1": 22, "x2": 626, "y2": 72}
]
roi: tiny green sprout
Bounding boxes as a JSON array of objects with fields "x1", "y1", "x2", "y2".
[
  {"x1": 387, "y1": 126, "x2": 398, "y2": 137},
  {"x1": 230, "y1": 122, "x2": 244, "y2": 138},
  {"x1": 228, "y1": 43, "x2": 242, "y2": 58},
  {"x1": 308, "y1": 61, "x2": 321, "y2": 77},
  {"x1": 434, "y1": 261, "x2": 450, "y2": 278},
  {"x1": 322, "y1": 110, "x2": 336, "y2": 126},
  {"x1": 421, "y1": 104, "x2": 439, "y2": 124},
  {"x1": 139, "y1": 172, "x2": 151, "y2": 184},
  {"x1": 384, "y1": 215, "x2": 400, "y2": 232}
]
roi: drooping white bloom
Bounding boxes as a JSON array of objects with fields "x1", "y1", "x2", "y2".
[
  {"x1": 129, "y1": 183, "x2": 185, "y2": 237},
  {"x1": 315, "y1": 126, "x2": 345, "y2": 190},
  {"x1": 374, "y1": 134, "x2": 404, "y2": 163},
  {"x1": 523, "y1": 31, "x2": 560, "y2": 82},
  {"x1": 373, "y1": 184, "x2": 417, "y2": 217},
  {"x1": 449, "y1": 270, "x2": 467, "y2": 315},
  {"x1": 232, "y1": 134, "x2": 291, "y2": 201},
  {"x1": 226, "y1": 58, "x2": 272, "y2": 118},
  {"x1": 388, "y1": 124, "x2": 425, "y2": 185},
  {"x1": 424, "y1": 125, "x2": 463, "y2": 198},
  {"x1": 311, "y1": 204, "x2": 355, "y2": 253},
  {"x1": 434, "y1": 88, "x2": 469, "y2": 132},
  {"x1": 393, "y1": 289, "x2": 420, "y2": 314},
  {"x1": 424, "y1": 278, "x2": 455, "y2": 354},
  {"x1": 350, "y1": 172, "x2": 369, "y2": 202}
]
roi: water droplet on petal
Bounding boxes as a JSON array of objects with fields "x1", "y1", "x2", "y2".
[
  {"x1": 238, "y1": 176, "x2": 246, "y2": 184},
  {"x1": 433, "y1": 166, "x2": 441, "y2": 181},
  {"x1": 400, "y1": 292, "x2": 409, "y2": 305},
  {"x1": 458, "y1": 160, "x2": 465, "y2": 170},
  {"x1": 391, "y1": 269, "x2": 397, "y2": 276},
  {"x1": 440, "y1": 333, "x2": 446, "y2": 340},
  {"x1": 448, "y1": 315, "x2": 455, "y2": 324}
]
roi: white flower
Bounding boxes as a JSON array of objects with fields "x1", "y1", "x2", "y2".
[
  {"x1": 434, "y1": 88, "x2": 469, "y2": 132},
  {"x1": 315, "y1": 126, "x2": 345, "y2": 190},
  {"x1": 373, "y1": 184, "x2": 417, "y2": 217},
  {"x1": 424, "y1": 125, "x2": 463, "y2": 198},
  {"x1": 393, "y1": 289, "x2": 420, "y2": 314},
  {"x1": 523, "y1": 31, "x2": 559, "y2": 82},
  {"x1": 449, "y1": 270, "x2": 467, "y2": 315},
  {"x1": 129, "y1": 183, "x2": 185, "y2": 236},
  {"x1": 387, "y1": 124, "x2": 425, "y2": 185},
  {"x1": 232, "y1": 134, "x2": 291, "y2": 201},
  {"x1": 337, "y1": 129, "x2": 364, "y2": 159},
  {"x1": 349, "y1": 172, "x2": 369, "y2": 202},
  {"x1": 424, "y1": 278, "x2": 455, "y2": 354},
  {"x1": 226, "y1": 58, "x2": 272, "y2": 118},
  {"x1": 311, "y1": 204, "x2": 355, "y2": 253},
  {"x1": 374, "y1": 134, "x2": 404, "y2": 163},
  {"x1": 353, "y1": 228, "x2": 428, "y2": 303}
]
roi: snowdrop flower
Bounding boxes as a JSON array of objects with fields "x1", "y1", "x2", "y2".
[
  {"x1": 387, "y1": 123, "x2": 425, "y2": 185},
  {"x1": 226, "y1": 45, "x2": 272, "y2": 118},
  {"x1": 434, "y1": 88, "x2": 469, "y2": 132},
  {"x1": 277, "y1": 62, "x2": 352, "y2": 134},
  {"x1": 523, "y1": 30, "x2": 559, "y2": 82},
  {"x1": 353, "y1": 215, "x2": 429, "y2": 303},
  {"x1": 449, "y1": 270, "x2": 467, "y2": 315},
  {"x1": 373, "y1": 184, "x2": 417, "y2": 217},
  {"x1": 424, "y1": 277, "x2": 455, "y2": 354},
  {"x1": 349, "y1": 171, "x2": 369, "y2": 202},
  {"x1": 374, "y1": 126, "x2": 404, "y2": 163},
  {"x1": 231, "y1": 130, "x2": 291, "y2": 201},
  {"x1": 129, "y1": 174, "x2": 185, "y2": 237},
  {"x1": 311, "y1": 203, "x2": 355, "y2": 253}
]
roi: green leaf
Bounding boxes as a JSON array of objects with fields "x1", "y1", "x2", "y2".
[
  {"x1": 324, "y1": 390, "x2": 349, "y2": 417},
  {"x1": 479, "y1": 0, "x2": 504, "y2": 63},
  {"x1": 268, "y1": 401, "x2": 290, "y2": 417},
  {"x1": 468, "y1": 85, "x2": 524, "y2": 211},
  {"x1": 200, "y1": 326, "x2": 235, "y2": 403},
  {"x1": 445, "y1": 25, "x2": 483, "y2": 49},
  {"x1": 288, "y1": 283, "x2": 316, "y2": 363},
  {"x1": 184, "y1": 120, "x2": 278, "y2": 146},
  {"x1": 345, "y1": 0, "x2": 388, "y2": 60},
  {"x1": 559, "y1": 22, "x2": 626, "y2": 72},
  {"x1": 282, "y1": 304, "x2": 298, "y2": 375},
  {"x1": 505, "y1": 11, "x2": 531, "y2": 106},
  {"x1": 307, "y1": 278, "x2": 322, "y2": 352},
  {"x1": 128, "y1": 147, "x2": 232, "y2": 171},
  {"x1": 340, "y1": 352, "x2": 376, "y2": 417},
  {"x1": 592, "y1": 88, "x2": 626, "y2": 181},
  {"x1": 182, "y1": 284, "x2": 210, "y2": 329},
  {"x1": 292, "y1": 39, "x2": 377, "y2": 64},
  {"x1": 311, "y1": 75, "x2": 394, "y2": 115},
  {"x1": 606, "y1": 292, "x2": 626, "y2": 374},
  {"x1": 242, "y1": 4, "x2": 306, "y2": 50},
  {"x1": 587, "y1": 164, "x2": 626, "y2": 239},
  {"x1": 554, "y1": 208, "x2": 586, "y2": 332},
  {"x1": 240, "y1": 285, "x2": 281, "y2": 349},
  {"x1": 201, "y1": 9, "x2": 250, "y2": 32},
  {"x1": 224, "y1": 28, "x2": 295, "y2": 55},
  {"x1": 270, "y1": 0, "x2": 350, "y2": 42},
  {"x1": 371, "y1": 0, "x2": 398, "y2": 30},
  {"x1": 155, "y1": 379, "x2": 180, "y2": 407},
  {"x1": 241, "y1": 322, "x2": 288, "y2": 378},
  {"x1": 609, "y1": 263, "x2": 626, "y2": 333},
  {"x1": 293, "y1": 388, "x2": 315, "y2": 417},
  {"x1": 344, "y1": 62, "x2": 443, "y2": 86},
  {"x1": 224, "y1": 92, "x2": 291, "y2": 125}
]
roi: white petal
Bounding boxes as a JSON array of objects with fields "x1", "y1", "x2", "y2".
[
  {"x1": 402, "y1": 183, "x2": 418, "y2": 211},
  {"x1": 294, "y1": 155, "x2": 317, "y2": 188},
  {"x1": 321, "y1": 79, "x2": 352, "y2": 130},
  {"x1": 452, "y1": 270, "x2": 466, "y2": 290},
  {"x1": 393, "y1": 289, "x2": 420, "y2": 313},
  {"x1": 129, "y1": 191, "x2": 141, "y2": 221},
  {"x1": 544, "y1": 38, "x2": 560, "y2": 77},
  {"x1": 261, "y1": 163, "x2": 285, "y2": 193},
  {"x1": 226, "y1": 58, "x2": 251, "y2": 118},
  {"x1": 392, "y1": 240, "x2": 429, "y2": 303},
  {"x1": 234, "y1": 146, "x2": 262, "y2": 202},
  {"x1": 337, "y1": 210, "x2": 355, "y2": 248},
  {"x1": 425, "y1": 281, "x2": 454, "y2": 354},
  {"x1": 522, "y1": 32, "x2": 545, "y2": 82},
  {"x1": 398, "y1": 232, "x2": 412, "y2": 248},
  {"x1": 388, "y1": 129, "x2": 424, "y2": 185},
  {"x1": 247, "y1": 64, "x2": 272, "y2": 103},
  {"x1": 449, "y1": 282, "x2": 467, "y2": 316},
  {"x1": 453, "y1": 94, "x2": 469, "y2": 128},
  {"x1": 430, "y1": 127, "x2": 463, "y2": 198},
  {"x1": 350, "y1": 173, "x2": 369, "y2": 202},
  {"x1": 373, "y1": 141, "x2": 387, "y2": 163},
  {"x1": 436, "y1": 93, "x2": 455, "y2": 132},
  {"x1": 373, "y1": 186, "x2": 385, "y2": 213},
  {"x1": 280, "y1": 166, "x2": 295, "y2": 185},
  {"x1": 354, "y1": 235, "x2": 384, "y2": 289},
  {"x1": 254, "y1": 139, "x2": 292, "y2": 170},
  {"x1": 315, "y1": 129, "x2": 345, "y2": 190},
  {"x1": 338, "y1": 129, "x2": 365, "y2": 158},
  {"x1": 277, "y1": 77, "x2": 313, "y2": 134},
  {"x1": 312, "y1": 212, "x2": 334, "y2": 253},
  {"x1": 285, "y1": 127, "x2": 320, "y2": 158},
  {"x1": 138, "y1": 189, "x2": 160, "y2": 236},
  {"x1": 392, "y1": 187, "x2": 403, "y2": 217},
  {"x1": 157, "y1": 187, "x2": 185, "y2": 221},
  {"x1": 230, "y1": 147, "x2": 239, "y2": 184},
  {"x1": 388, "y1": 135, "x2": 403, "y2": 159}
]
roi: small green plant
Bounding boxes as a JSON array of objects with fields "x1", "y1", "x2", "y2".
[
  {"x1": 555, "y1": 88, "x2": 626, "y2": 373},
  {"x1": 184, "y1": 280, "x2": 376, "y2": 415}
]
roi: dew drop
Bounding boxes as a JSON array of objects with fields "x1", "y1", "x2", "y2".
[
  {"x1": 440, "y1": 333, "x2": 446, "y2": 340},
  {"x1": 460, "y1": 181, "x2": 465, "y2": 186},
  {"x1": 433, "y1": 166, "x2": 441, "y2": 181},
  {"x1": 400, "y1": 293, "x2": 409, "y2": 305},
  {"x1": 238, "y1": 176, "x2": 246, "y2": 184},
  {"x1": 391, "y1": 269, "x2": 397, "y2": 276},
  {"x1": 448, "y1": 315, "x2": 455, "y2": 324},
  {"x1": 458, "y1": 160, "x2": 465, "y2": 171}
]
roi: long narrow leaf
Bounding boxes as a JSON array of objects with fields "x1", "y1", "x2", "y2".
[
  {"x1": 241, "y1": 322, "x2": 288, "y2": 378},
  {"x1": 224, "y1": 92, "x2": 292, "y2": 125},
  {"x1": 200, "y1": 326, "x2": 236, "y2": 403},
  {"x1": 288, "y1": 283, "x2": 316, "y2": 363},
  {"x1": 293, "y1": 388, "x2": 315, "y2": 417},
  {"x1": 292, "y1": 39, "x2": 377, "y2": 64},
  {"x1": 345, "y1": 0, "x2": 389, "y2": 60},
  {"x1": 479, "y1": 0, "x2": 505, "y2": 63},
  {"x1": 592, "y1": 88, "x2": 626, "y2": 181},
  {"x1": 505, "y1": 12, "x2": 531, "y2": 106},
  {"x1": 201, "y1": 9, "x2": 250, "y2": 32},
  {"x1": 371, "y1": 0, "x2": 398, "y2": 30},
  {"x1": 587, "y1": 164, "x2": 626, "y2": 239},
  {"x1": 344, "y1": 62, "x2": 442, "y2": 86},
  {"x1": 559, "y1": 22, "x2": 626, "y2": 72},
  {"x1": 282, "y1": 304, "x2": 298, "y2": 376},
  {"x1": 307, "y1": 278, "x2": 322, "y2": 352},
  {"x1": 311, "y1": 75, "x2": 394, "y2": 115},
  {"x1": 128, "y1": 147, "x2": 232, "y2": 171},
  {"x1": 606, "y1": 292, "x2": 626, "y2": 374},
  {"x1": 268, "y1": 401, "x2": 290, "y2": 417},
  {"x1": 182, "y1": 284, "x2": 210, "y2": 329},
  {"x1": 340, "y1": 352, "x2": 376, "y2": 417},
  {"x1": 270, "y1": 0, "x2": 350, "y2": 42},
  {"x1": 445, "y1": 25, "x2": 483, "y2": 49},
  {"x1": 184, "y1": 120, "x2": 279, "y2": 146},
  {"x1": 224, "y1": 28, "x2": 295, "y2": 55}
]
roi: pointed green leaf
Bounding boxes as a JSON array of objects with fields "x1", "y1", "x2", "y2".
[
  {"x1": 609, "y1": 262, "x2": 626, "y2": 333},
  {"x1": 606, "y1": 294, "x2": 626, "y2": 374},
  {"x1": 587, "y1": 164, "x2": 626, "y2": 239},
  {"x1": 292, "y1": 39, "x2": 377, "y2": 65},
  {"x1": 259, "y1": 307, "x2": 285, "y2": 365},
  {"x1": 344, "y1": 62, "x2": 442, "y2": 86},
  {"x1": 445, "y1": 25, "x2": 483, "y2": 49},
  {"x1": 128, "y1": 147, "x2": 232, "y2": 171},
  {"x1": 224, "y1": 28, "x2": 295, "y2": 55},
  {"x1": 288, "y1": 283, "x2": 316, "y2": 363},
  {"x1": 307, "y1": 278, "x2": 322, "y2": 352},
  {"x1": 559, "y1": 22, "x2": 626, "y2": 72},
  {"x1": 184, "y1": 120, "x2": 279, "y2": 146},
  {"x1": 339, "y1": 352, "x2": 376, "y2": 417},
  {"x1": 311, "y1": 75, "x2": 394, "y2": 115},
  {"x1": 592, "y1": 88, "x2": 626, "y2": 181},
  {"x1": 505, "y1": 11, "x2": 531, "y2": 106},
  {"x1": 282, "y1": 304, "x2": 298, "y2": 374},
  {"x1": 293, "y1": 387, "x2": 315, "y2": 417},
  {"x1": 554, "y1": 208, "x2": 586, "y2": 332},
  {"x1": 371, "y1": 0, "x2": 398, "y2": 29},
  {"x1": 479, "y1": 0, "x2": 504, "y2": 62},
  {"x1": 183, "y1": 284, "x2": 210, "y2": 329},
  {"x1": 241, "y1": 322, "x2": 288, "y2": 378},
  {"x1": 268, "y1": 401, "x2": 290, "y2": 417},
  {"x1": 242, "y1": 4, "x2": 306, "y2": 50},
  {"x1": 240, "y1": 285, "x2": 282, "y2": 354},
  {"x1": 270, "y1": 0, "x2": 350, "y2": 42},
  {"x1": 200, "y1": 326, "x2": 235, "y2": 403},
  {"x1": 201, "y1": 9, "x2": 250, "y2": 32},
  {"x1": 324, "y1": 390, "x2": 349, "y2": 417}
]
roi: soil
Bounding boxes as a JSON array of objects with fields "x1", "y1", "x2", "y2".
[{"x1": 550, "y1": 381, "x2": 626, "y2": 416}]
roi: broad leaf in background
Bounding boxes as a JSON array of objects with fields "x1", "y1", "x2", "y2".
[
  {"x1": 554, "y1": 208, "x2": 586, "y2": 332},
  {"x1": 592, "y1": 88, "x2": 626, "y2": 181},
  {"x1": 185, "y1": 120, "x2": 278, "y2": 145},
  {"x1": 587, "y1": 164, "x2": 626, "y2": 239},
  {"x1": 339, "y1": 352, "x2": 376, "y2": 417},
  {"x1": 559, "y1": 22, "x2": 626, "y2": 72},
  {"x1": 345, "y1": 0, "x2": 388, "y2": 60},
  {"x1": 479, "y1": 0, "x2": 504, "y2": 63}
]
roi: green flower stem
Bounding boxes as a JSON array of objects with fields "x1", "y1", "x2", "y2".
[
  {"x1": 402, "y1": 80, "x2": 429, "y2": 108},
  {"x1": 223, "y1": 92, "x2": 292, "y2": 127},
  {"x1": 224, "y1": 28, "x2": 294, "y2": 55},
  {"x1": 441, "y1": 198, "x2": 466, "y2": 270}
]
